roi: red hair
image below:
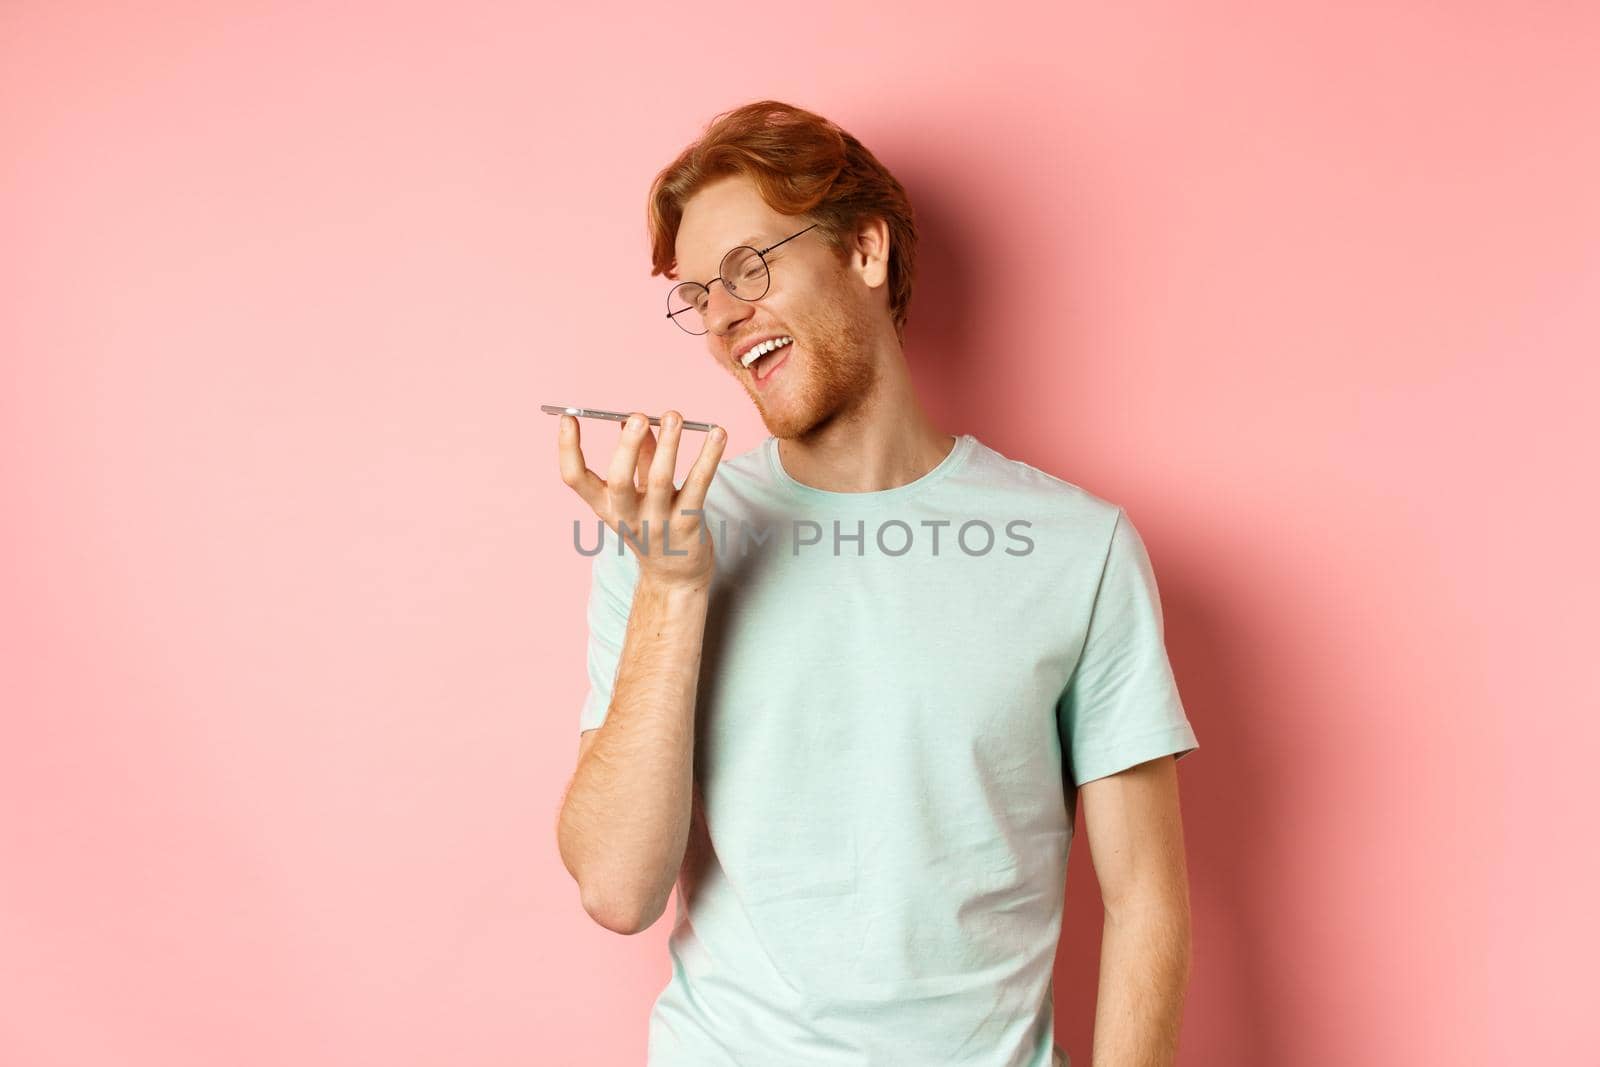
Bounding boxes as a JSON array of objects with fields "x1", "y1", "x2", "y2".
[{"x1": 647, "y1": 100, "x2": 919, "y2": 339}]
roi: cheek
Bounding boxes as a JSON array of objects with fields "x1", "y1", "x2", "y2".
[{"x1": 768, "y1": 278, "x2": 828, "y2": 329}]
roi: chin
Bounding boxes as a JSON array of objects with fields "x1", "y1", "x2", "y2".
[
  {"x1": 757, "y1": 397, "x2": 835, "y2": 441},
  {"x1": 752, "y1": 397, "x2": 814, "y2": 440}
]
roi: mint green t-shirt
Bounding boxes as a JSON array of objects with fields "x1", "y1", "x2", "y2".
[{"x1": 578, "y1": 433, "x2": 1198, "y2": 1067}]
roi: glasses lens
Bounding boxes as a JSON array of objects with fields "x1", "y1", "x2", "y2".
[
  {"x1": 667, "y1": 282, "x2": 709, "y2": 335},
  {"x1": 721, "y1": 247, "x2": 769, "y2": 299}
]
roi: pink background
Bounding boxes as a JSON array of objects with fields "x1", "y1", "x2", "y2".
[{"x1": 3, "y1": 2, "x2": 1596, "y2": 1064}]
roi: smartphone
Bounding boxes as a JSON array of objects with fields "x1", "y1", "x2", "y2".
[{"x1": 542, "y1": 405, "x2": 719, "y2": 433}]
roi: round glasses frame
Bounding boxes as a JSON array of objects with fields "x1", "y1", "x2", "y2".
[{"x1": 665, "y1": 223, "x2": 821, "y2": 335}]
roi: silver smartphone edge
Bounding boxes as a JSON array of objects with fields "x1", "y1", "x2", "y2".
[{"x1": 541, "y1": 404, "x2": 717, "y2": 433}]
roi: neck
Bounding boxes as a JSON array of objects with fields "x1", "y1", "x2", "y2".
[{"x1": 777, "y1": 335, "x2": 954, "y2": 493}]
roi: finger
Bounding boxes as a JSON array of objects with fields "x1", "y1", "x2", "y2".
[
  {"x1": 676, "y1": 424, "x2": 728, "y2": 512},
  {"x1": 604, "y1": 412, "x2": 651, "y2": 524},
  {"x1": 557, "y1": 414, "x2": 606, "y2": 513},
  {"x1": 635, "y1": 423, "x2": 658, "y2": 492},
  {"x1": 645, "y1": 410, "x2": 684, "y2": 511}
]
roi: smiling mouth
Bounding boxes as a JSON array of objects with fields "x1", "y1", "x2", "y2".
[
  {"x1": 739, "y1": 336, "x2": 793, "y2": 372},
  {"x1": 750, "y1": 342, "x2": 794, "y2": 383}
]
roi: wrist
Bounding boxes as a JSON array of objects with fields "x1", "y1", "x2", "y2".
[{"x1": 637, "y1": 571, "x2": 712, "y2": 600}]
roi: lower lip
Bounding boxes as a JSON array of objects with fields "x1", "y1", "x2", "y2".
[{"x1": 750, "y1": 345, "x2": 793, "y2": 391}]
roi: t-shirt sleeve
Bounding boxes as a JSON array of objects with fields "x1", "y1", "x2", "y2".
[
  {"x1": 578, "y1": 545, "x2": 640, "y2": 733},
  {"x1": 1056, "y1": 508, "x2": 1199, "y2": 787}
]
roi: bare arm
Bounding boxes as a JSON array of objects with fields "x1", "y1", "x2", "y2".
[
  {"x1": 558, "y1": 575, "x2": 709, "y2": 934},
  {"x1": 1080, "y1": 753, "x2": 1194, "y2": 1066},
  {"x1": 552, "y1": 409, "x2": 725, "y2": 935}
]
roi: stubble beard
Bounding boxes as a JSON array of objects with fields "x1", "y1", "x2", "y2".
[{"x1": 745, "y1": 288, "x2": 880, "y2": 442}]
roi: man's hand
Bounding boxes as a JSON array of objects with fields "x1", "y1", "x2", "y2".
[{"x1": 558, "y1": 410, "x2": 727, "y2": 590}]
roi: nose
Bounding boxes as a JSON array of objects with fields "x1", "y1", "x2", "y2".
[{"x1": 704, "y1": 282, "x2": 753, "y2": 342}]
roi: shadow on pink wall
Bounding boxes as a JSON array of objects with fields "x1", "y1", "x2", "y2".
[{"x1": 895, "y1": 150, "x2": 1328, "y2": 1066}]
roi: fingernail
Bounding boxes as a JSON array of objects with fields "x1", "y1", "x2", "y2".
[
  {"x1": 628, "y1": 414, "x2": 642, "y2": 430},
  {"x1": 664, "y1": 413, "x2": 679, "y2": 429},
  {"x1": 711, "y1": 426, "x2": 725, "y2": 442}
]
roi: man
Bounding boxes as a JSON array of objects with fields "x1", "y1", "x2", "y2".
[{"x1": 555, "y1": 100, "x2": 1199, "y2": 1067}]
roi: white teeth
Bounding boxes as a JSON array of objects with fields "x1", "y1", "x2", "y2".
[{"x1": 740, "y1": 336, "x2": 792, "y2": 367}]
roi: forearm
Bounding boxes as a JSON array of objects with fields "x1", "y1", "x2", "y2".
[
  {"x1": 557, "y1": 574, "x2": 710, "y2": 933},
  {"x1": 1090, "y1": 894, "x2": 1193, "y2": 1066}
]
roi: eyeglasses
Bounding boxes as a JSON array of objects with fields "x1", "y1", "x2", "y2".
[{"x1": 665, "y1": 223, "x2": 821, "y2": 336}]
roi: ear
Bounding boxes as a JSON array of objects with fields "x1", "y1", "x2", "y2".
[{"x1": 848, "y1": 216, "x2": 891, "y2": 291}]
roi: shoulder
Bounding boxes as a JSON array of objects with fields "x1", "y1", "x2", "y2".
[{"x1": 958, "y1": 435, "x2": 1125, "y2": 533}]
